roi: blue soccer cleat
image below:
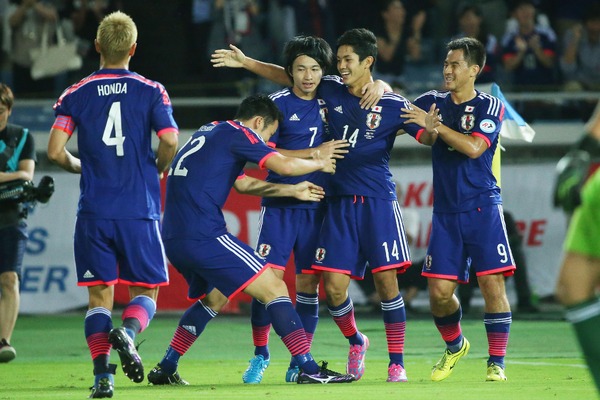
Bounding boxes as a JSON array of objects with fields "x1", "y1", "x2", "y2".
[{"x1": 242, "y1": 355, "x2": 270, "y2": 384}]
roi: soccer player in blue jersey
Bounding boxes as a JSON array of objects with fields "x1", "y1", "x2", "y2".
[
  {"x1": 146, "y1": 94, "x2": 355, "y2": 385},
  {"x1": 212, "y1": 28, "x2": 421, "y2": 383},
  {"x1": 47, "y1": 11, "x2": 179, "y2": 398},
  {"x1": 242, "y1": 36, "x2": 351, "y2": 384},
  {"x1": 402, "y1": 36, "x2": 514, "y2": 382}
]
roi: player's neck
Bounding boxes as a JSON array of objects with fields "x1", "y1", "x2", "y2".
[
  {"x1": 348, "y1": 76, "x2": 373, "y2": 97},
  {"x1": 100, "y1": 63, "x2": 129, "y2": 70},
  {"x1": 99, "y1": 55, "x2": 131, "y2": 70},
  {"x1": 292, "y1": 86, "x2": 316, "y2": 101},
  {"x1": 450, "y1": 87, "x2": 477, "y2": 105}
]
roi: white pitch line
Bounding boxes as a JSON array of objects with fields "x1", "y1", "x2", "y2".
[{"x1": 510, "y1": 360, "x2": 587, "y2": 368}]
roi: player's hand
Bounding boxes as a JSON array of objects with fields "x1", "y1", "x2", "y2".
[
  {"x1": 424, "y1": 103, "x2": 441, "y2": 133},
  {"x1": 293, "y1": 181, "x2": 325, "y2": 202},
  {"x1": 359, "y1": 80, "x2": 388, "y2": 109},
  {"x1": 316, "y1": 139, "x2": 350, "y2": 159},
  {"x1": 401, "y1": 103, "x2": 440, "y2": 131},
  {"x1": 211, "y1": 44, "x2": 246, "y2": 68},
  {"x1": 312, "y1": 149, "x2": 336, "y2": 174},
  {"x1": 401, "y1": 104, "x2": 427, "y2": 127}
]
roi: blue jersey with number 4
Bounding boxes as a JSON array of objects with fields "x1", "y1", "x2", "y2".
[{"x1": 53, "y1": 69, "x2": 178, "y2": 220}]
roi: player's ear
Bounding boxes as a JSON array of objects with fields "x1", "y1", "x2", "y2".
[
  {"x1": 252, "y1": 116, "x2": 264, "y2": 131},
  {"x1": 364, "y1": 56, "x2": 374, "y2": 70},
  {"x1": 129, "y1": 43, "x2": 137, "y2": 57}
]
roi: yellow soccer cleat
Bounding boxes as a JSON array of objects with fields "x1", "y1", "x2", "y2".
[
  {"x1": 486, "y1": 362, "x2": 508, "y2": 381},
  {"x1": 431, "y1": 337, "x2": 470, "y2": 382}
]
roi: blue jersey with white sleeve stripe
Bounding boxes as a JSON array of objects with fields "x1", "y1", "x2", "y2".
[
  {"x1": 262, "y1": 88, "x2": 330, "y2": 208},
  {"x1": 52, "y1": 69, "x2": 178, "y2": 220},
  {"x1": 413, "y1": 90, "x2": 505, "y2": 213},
  {"x1": 162, "y1": 120, "x2": 277, "y2": 240},
  {"x1": 317, "y1": 75, "x2": 421, "y2": 199}
]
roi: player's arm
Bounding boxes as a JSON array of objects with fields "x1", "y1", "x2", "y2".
[
  {"x1": 436, "y1": 123, "x2": 488, "y2": 158},
  {"x1": 264, "y1": 151, "x2": 335, "y2": 176},
  {"x1": 47, "y1": 125, "x2": 81, "y2": 174},
  {"x1": 402, "y1": 102, "x2": 489, "y2": 156},
  {"x1": 359, "y1": 79, "x2": 392, "y2": 110},
  {"x1": 234, "y1": 175, "x2": 325, "y2": 201},
  {"x1": 401, "y1": 103, "x2": 441, "y2": 146},
  {"x1": 211, "y1": 44, "x2": 291, "y2": 86},
  {"x1": 276, "y1": 139, "x2": 349, "y2": 160},
  {"x1": 212, "y1": 44, "x2": 386, "y2": 108},
  {"x1": 156, "y1": 131, "x2": 179, "y2": 174}
]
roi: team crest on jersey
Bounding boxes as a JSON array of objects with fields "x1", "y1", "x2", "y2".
[
  {"x1": 366, "y1": 112, "x2": 382, "y2": 130},
  {"x1": 258, "y1": 244, "x2": 271, "y2": 258},
  {"x1": 319, "y1": 107, "x2": 329, "y2": 124},
  {"x1": 315, "y1": 247, "x2": 326, "y2": 262},
  {"x1": 460, "y1": 114, "x2": 475, "y2": 132},
  {"x1": 424, "y1": 254, "x2": 432, "y2": 271}
]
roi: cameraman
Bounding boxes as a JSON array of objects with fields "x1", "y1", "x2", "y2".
[{"x1": 0, "y1": 83, "x2": 35, "y2": 363}]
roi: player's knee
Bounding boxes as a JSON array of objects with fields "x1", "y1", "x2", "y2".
[
  {"x1": 0, "y1": 271, "x2": 19, "y2": 291},
  {"x1": 251, "y1": 274, "x2": 289, "y2": 303},
  {"x1": 202, "y1": 293, "x2": 228, "y2": 312}
]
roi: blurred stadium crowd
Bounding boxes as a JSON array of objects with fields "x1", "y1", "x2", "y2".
[{"x1": 1, "y1": 0, "x2": 598, "y2": 103}]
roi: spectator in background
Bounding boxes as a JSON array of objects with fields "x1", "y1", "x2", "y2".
[
  {"x1": 552, "y1": 0, "x2": 598, "y2": 40},
  {"x1": 178, "y1": 0, "x2": 216, "y2": 80},
  {"x1": 456, "y1": 0, "x2": 509, "y2": 42},
  {"x1": 62, "y1": 0, "x2": 118, "y2": 82},
  {"x1": 452, "y1": 4, "x2": 500, "y2": 84},
  {"x1": 501, "y1": 0, "x2": 558, "y2": 90},
  {"x1": 373, "y1": 0, "x2": 422, "y2": 92},
  {"x1": 6, "y1": 0, "x2": 58, "y2": 96},
  {"x1": 208, "y1": 0, "x2": 268, "y2": 94},
  {"x1": 560, "y1": 3, "x2": 600, "y2": 92}
]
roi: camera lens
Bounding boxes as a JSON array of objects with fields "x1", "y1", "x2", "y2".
[{"x1": 35, "y1": 176, "x2": 55, "y2": 204}]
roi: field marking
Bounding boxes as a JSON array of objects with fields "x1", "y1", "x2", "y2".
[{"x1": 511, "y1": 360, "x2": 587, "y2": 368}]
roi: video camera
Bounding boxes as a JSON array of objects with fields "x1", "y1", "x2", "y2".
[{"x1": 0, "y1": 175, "x2": 55, "y2": 205}]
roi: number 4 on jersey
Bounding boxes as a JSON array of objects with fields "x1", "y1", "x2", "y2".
[{"x1": 102, "y1": 102, "x2": 125, "y2": 156}]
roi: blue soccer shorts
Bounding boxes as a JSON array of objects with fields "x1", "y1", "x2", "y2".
[
  {"x1": 422, "y1": 204, "x2": 516, "y2": 283},
  {"x1": 256, "y1": 206, "x2": 325, "y2": 274},
  {"x1": 311, "y1": 196, "x2": 412, "y2": 279},
  {"x1": 74, "y1": 218, "x2": 169, "y2": 287},
  {"x1": 163, "y1": 233, "x2": 270, "y2": 301}
]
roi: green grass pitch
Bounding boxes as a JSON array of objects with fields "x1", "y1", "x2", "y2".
[{"x1": 0, "y1": 313, "x2": 596, "y2": 400}]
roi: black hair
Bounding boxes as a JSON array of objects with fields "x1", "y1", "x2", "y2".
[
  {"x1": 283, "y1": 35, "x2": 334, "y2": 78},
  {"x1": 447, "y1": 36, "x2": 487, "y2": 73},
  {"x1": 235, "y1": 94, "x2": 283, "y2": 128},
  {"x1": 0, "y1": 83, "x2": 14, "y2": 109},
  {"x1": 336, "y1": 28, "x2": 378, "y2": 70}
]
